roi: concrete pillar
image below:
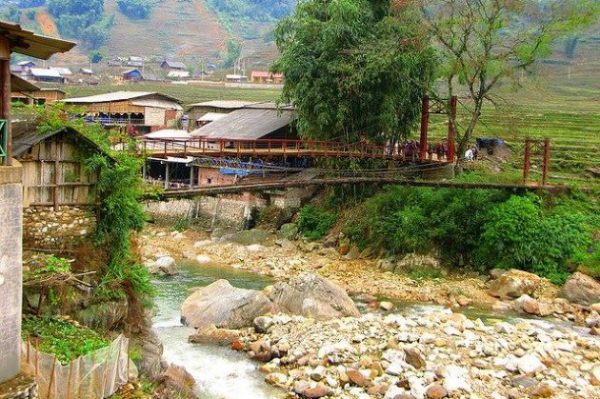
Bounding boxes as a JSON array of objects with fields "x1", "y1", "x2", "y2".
[
  {"x1": 164, "y1": 162, "x2": 170, "y2": 190},
  {"x1": 0, "y1": 162, "x2": 23, "y2": 383}
]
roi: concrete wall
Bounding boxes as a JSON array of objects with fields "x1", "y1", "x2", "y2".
[{"x1": 0, "y1": 162, "x2": 23, "y2": 383}]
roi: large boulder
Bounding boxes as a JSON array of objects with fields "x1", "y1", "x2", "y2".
[
  {"x1": 266, "y1": 273, "x2": 360, "y2": 320},
  {"x1": 488, "y1": 269, "x2": 542, "y2": 299},
  {"x1": 561, "y1": 272, "x2": 600, "y2": 305},
  {"x1": 181, "y1": 279, "x2": 275, "y2": 329}
]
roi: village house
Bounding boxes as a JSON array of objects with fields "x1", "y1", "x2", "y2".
[
  {"x1": 126, "y1": 56, "x2": 144, "y2": 67},
  {"x1": 13, "y1": 126, "x2": 109, "y2": 250},
  {"x1": 62, "y1": 91, "x2": 183, "y2": 134},
  {"x1": 0, "y1": 19, "x2": 75, "y2": 388},
  {"x1": 160, "y1": 60, "x2": 187, "y2": 71},
  {"x1": 29, "y1": 67, "x2": 65, "y2": 83},
  {"x1": 167, "y1": 70, "x2": 190, "y2": 80},
  {"x1": 189, "y1": 103, "x2": 297, "y2": 187},
  {"x1": 79, "y1": 67, "x2": 94, "y2": 76},
  {"x1": 12, "y1": 87, "x2": 66, "y2": 105},
  {"x1": 187, "y1": 100, "x2": 255, "y2": 129},
  {"x1": 251, "y1": 70, "x2": 283, "y2": 84},
  {"x1": 122, "y1": 68, "x2": 144, "y2": 81}
]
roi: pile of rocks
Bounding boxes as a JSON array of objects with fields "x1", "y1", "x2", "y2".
[{"x1": 237, "y1": 309, "x2": 600, "y2": 399}]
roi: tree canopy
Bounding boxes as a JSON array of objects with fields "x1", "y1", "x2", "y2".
[{"x1": 273, "y1": 0, "x2": 436, "y2": 145}]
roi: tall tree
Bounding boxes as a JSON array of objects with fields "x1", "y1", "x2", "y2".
[
  {"x1": 420, "y1": 0, "x2": 599, "y2": 167},
  {"x1": 273, "y1": 0, "x2": 436, "y2": 146}
]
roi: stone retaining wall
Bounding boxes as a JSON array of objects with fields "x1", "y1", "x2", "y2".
[
  {"x1": 144, "y1": 194, "x2": 267, "y2": 230},
  {"x1": 22, "y1": 206, "x2": 96, "y2": 252}
]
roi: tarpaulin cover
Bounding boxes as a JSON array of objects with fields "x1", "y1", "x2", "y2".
[{"x1": 21, "y1": 334, "x2": 129, "y2": 399}]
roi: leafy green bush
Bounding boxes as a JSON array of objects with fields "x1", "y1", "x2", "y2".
[
  {"x1": 173, "y1": 217, "x2": 191, "y2": 232},
  {"x1": 297, "y1": 205, "x2": 337, "y2": 241},
  {"x1": 22, "y1": 316, "x2": 108, "y2": 364},
  {"x1": 475, "y1": 196, "x2": 588, "y2": 284}
]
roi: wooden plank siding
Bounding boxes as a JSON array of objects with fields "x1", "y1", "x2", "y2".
[{"x1": 19, "y1": 135, "x2": 99, "y2": 209}]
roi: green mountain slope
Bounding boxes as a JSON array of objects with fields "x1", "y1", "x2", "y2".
[{"x1": 0, "y1": 0, "x2": 292, "y2": 65}]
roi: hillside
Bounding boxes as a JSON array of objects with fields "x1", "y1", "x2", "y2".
[{"x1": 0, "y1": 0, "x2": 287, "y2": 66}]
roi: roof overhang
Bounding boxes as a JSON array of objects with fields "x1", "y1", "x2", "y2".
[
  {"x1": 0, "y1": 21, "x2": 76, "y2": 59},
  {"x1": 11, "y1": 74, "x2": 39, "y2": 92}
]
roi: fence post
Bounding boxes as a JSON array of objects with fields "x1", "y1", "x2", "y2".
[
  {"x1": 447, "y1": 96, "x2": 457, "y2": 162},
  {"x1": 419, "y1": 96, "x2": 429, "y2": 160},
  {"x1": 523, "y1": 138, "x2": 531, "y2": 184},
  {"x1": 542, "y1": 138, "x2": 551, "y2": 186}
]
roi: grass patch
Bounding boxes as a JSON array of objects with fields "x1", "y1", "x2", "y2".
[
  {"x1": 297, "y1": 205, "x2": 337, "y2": 241},
  {"x1": 22, "y1": 316, "x2": 109, "y2": 364}
]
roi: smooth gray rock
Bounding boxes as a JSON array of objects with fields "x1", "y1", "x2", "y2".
[
  {"x1": 266, "y1": 273, "x2": 360, "y2": 320},
  {"x1": 181, "y1": 279, "x2": 275, "y2": 329}
]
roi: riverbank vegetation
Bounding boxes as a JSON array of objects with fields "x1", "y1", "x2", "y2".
[{"x1": 295, "y1": 183, "x2": 599, "y2": 285}]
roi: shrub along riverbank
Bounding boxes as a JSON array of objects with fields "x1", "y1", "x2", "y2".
[{"x1": 298, "y1": 184, "x2": 600, "y2": 285}]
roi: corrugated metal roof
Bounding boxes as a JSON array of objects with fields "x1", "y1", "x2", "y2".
[
  {"x1": 190, "y1": 108, "x2": 296, "y2": 139},
  {"x1": 0, "y1": 21, "x2": 75, "y2": 60},
  {"x1": 12, "y1": 126, "x2": 110, "y2": 158},
  {"x1": 63, "y1": 91, "x2": 182, "y2": 104},
  {"x1": 162, "y1": 61, "x2": 187, "y2": 69},
  {"x1": 51, "y1": 67, "x2": 72, "y2": 76},
  {"x1": 30, "y1": 68, "x2": 62, "y2": 78},
  {"x1": 131, "y1": 98, "x2": 183, "y2": 111},
  {"x1": 188, "y1": 100, "x2": 255, "y2": 109},
  {"x1": 145, "y1": 129, "x2": 191, "y2": 139},
  {"x1": 197, "y1": 112, "x2": 227, "y2": 122}
]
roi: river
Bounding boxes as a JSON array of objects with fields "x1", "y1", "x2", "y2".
[{"x1": 151, "y1": 260, "x2": 285, "y2": 399}]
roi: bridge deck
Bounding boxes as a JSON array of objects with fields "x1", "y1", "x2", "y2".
[{"x1": 138, "y1": 138, "x2": 430, "y2": 161}]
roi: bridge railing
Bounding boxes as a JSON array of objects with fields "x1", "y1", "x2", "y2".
[{"x1": 137, "y1": 137, "x2": 400, "y2": 160}]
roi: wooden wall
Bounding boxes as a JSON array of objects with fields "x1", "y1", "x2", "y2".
[{"x1": 18, "y1": 135, "x2": 99, "y2": 209}]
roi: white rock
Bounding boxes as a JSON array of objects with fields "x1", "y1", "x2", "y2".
[
  {"x1": 409, "y1": 376, "x2": 426, "y2": 399},
  {"x1": 441, "y1": 365, "x2": 471, "y2": 393},
  {"x1": 195, "y1": 254, "x2": 213, "y2": 264},
  {"x1": 517, "y1": 354, "x2": 545, "y2": 375}
]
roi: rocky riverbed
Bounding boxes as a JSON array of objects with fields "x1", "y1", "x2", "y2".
[{"x1": 140, "y1": 226, "x2": 600, "y2": 398}]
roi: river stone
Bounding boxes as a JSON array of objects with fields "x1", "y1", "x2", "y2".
[
  {"x1": 278, "y1": 223, "x2": 298, "y2": 240},
  {"x1": 517, "y1": 354, "x2": 545, "y2": 375},
  {"x1": 561, "y1": 272, "x2": 600, "y2": 305},
  {"x1": 425, "y1": 384, "x2": 448, "y2": 399},
  {"x1": 149, "y1": 256, "x2": 177, "y2": 275},
  {"x1": 488, "y1": 269, "x2": 542, "y2": 299},
  {"x1": 591, "y1": 365, "x2": 600, "y2": 386},
  {"x1": 266, "y1": 273, "x2": 360, "y2": 320},
  {"x1": 515, "y1": 294, "x2": 540, "y2": 315},
  {"x1": 188, "y1": 324, "x2": 241, "y2": 345},
  {"x1": 181, "y1": 279, "x2": 275, "y2": 329}
]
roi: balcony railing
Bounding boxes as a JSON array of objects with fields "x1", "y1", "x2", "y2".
[{"x1": 0, "y1": 119, "x2": 7, "y2": 165}]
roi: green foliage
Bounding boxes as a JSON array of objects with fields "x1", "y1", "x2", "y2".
[
  {"x1": 173, "y1": 217, "x2": 191, "y2": 232},
  {"x1": 117, "y1": 0, "x2": 153, "y2": 20},
  {"x1": 85, "y1": 152, "x2": 153, "y2": 302},
  {"x1": 222, "y1": 39, "x2": 242, "y2": 68},
  {"x1": 274, "y1": 0, "x2": 435, "y2": 144},
  {"x1": 27, "y1": 255, "x2": 72, "y2": 278},
  {"x1": 297, "y1": 205, "x2": 337, "y2": 241},
  {"x1": 89, "y1": 50, "x2": 104, "y2": 64},
  {"x1": 22, "y1": 316, "x2": 109, "y2": 364},
  {"x1": 47, "y1": 0, "x2": 107, "y2": 49},
  {"x1": 343, "y1": 185, "x2": 592, "y2": 283},
  {"x1": 476, "y1": 195, "x2": 589, "y2": 284}
]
